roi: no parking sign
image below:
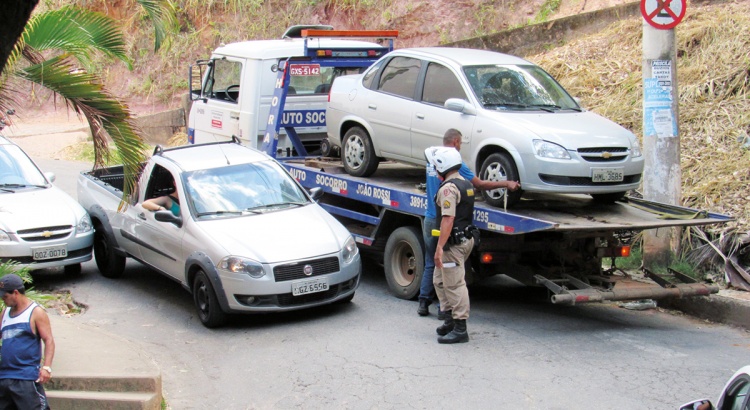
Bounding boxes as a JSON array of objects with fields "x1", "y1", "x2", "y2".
[{"x1": 641, "y1": 0, "x2": 686, "y2": 29}]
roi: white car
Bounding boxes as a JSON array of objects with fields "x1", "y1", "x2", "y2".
[
  {"x1": 0, "y1": 135, "x2": 93, "y2": 273},
  {"x1": 78, "y1": 140, "x2": 361, "y2": 327},
  {"x1": 679, "y1": 365, "x2": 750, "y2": 409},
  {"x1": 326, "y1": 47, "x2": 644, "y2": 206}
]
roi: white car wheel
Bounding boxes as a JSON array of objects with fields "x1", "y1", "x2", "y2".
[
  {"x1": 480, "y1": 152, "x2": 522, "y2": 208},
  {"x1": 342, "y1": 126, "x2": 378, "y2": 177}
]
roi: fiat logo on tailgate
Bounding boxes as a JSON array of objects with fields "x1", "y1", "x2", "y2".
[{"x1": 303, "y1": 265, "x2": 313, "y2": 276}]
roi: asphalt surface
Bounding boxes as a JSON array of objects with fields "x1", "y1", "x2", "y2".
[{"x1": 21, "y1": 158, "x2": 750, "y2": 409}]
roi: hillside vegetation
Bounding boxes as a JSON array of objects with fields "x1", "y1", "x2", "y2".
[
  {"x1": 530, "y1": 1, "x2": 750, "y2": 234},
  {"x1": 37, "y1": 0, "x2": 627, "y2": 109},
  {"x1": 31, "y1": 1, "x2": 750, "y2": 241}
]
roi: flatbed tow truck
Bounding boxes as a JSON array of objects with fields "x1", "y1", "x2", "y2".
[
  {"x1": 189, "y1": 27, "x2": 732, "y2": 305},
  {"x1": 278, "y1": 157, "x2": 731, "y2": 304}
]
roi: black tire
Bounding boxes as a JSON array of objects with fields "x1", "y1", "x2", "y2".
[
  {"x1": 63, "y1": 263, "x2": 82, "y2": 276},
  {"x1": 384, "y1": 226, "x2": 424, "y2": 300},
  {"x1": 342, "y1": 126, "x2": 379, "y2": 177},
  {"x1": 93, "y1": 227, "x2": 126, "y2": 279},
  {"x1": 480, "y1": 152, "x2": 522, "y2": 208},
  {"x1": 193, "y1": 270, "x2": 227, "y2": 328},
  {"x1": 591, "y1": 191, "x2": 627, "y2": 203}
]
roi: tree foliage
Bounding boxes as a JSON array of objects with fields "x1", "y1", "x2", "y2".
[{"x1": 0, "y1": 1, "x2": 177, "y2": 200}]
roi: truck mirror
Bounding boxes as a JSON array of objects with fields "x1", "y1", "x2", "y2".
[{"x1": 189, "y1": 62, "x2": 211, "y2": 102}]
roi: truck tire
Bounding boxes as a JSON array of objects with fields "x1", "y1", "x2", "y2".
[
  {"x1": 342, "y1": 126, "x2": 379, "y2": 177},
  {"x1": 193, "y1": 270, "x2": 227, "y2": 328},
  {"x1": 590, "y1": 191, "x2": 627, "y2": 203},
  {"x1": 384, "y1": 226, "x2": 424, "y2": 300},
  {"x1": 480, "y1": 152, "x2": 522, "y2": 208},
  {"x1": 94, "y1": 227, "x2": 126, "y2": 278}
]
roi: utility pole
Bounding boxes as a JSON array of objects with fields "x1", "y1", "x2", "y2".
[{"x1": 640, "y1": 0, "x2": 686, "y2": 268}]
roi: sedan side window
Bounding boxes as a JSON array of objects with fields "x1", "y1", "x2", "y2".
[
  {"x1": 362, "y1": 59, "x2": 385, "y2": 90},
  {"x1": 377, "y1": 56, "x2": 421, "y2": 99},
  {"x1": 422, "y1": 62, "x2": 467, "y2": 106}
]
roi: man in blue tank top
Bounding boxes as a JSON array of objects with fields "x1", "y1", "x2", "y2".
[{"x1": 0, "y1": 274, "x2": 55, "y2": 410}]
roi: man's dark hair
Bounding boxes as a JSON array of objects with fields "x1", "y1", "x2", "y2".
[{"x1": 443, "y1": 128, "x2": 462, "y2": 146}]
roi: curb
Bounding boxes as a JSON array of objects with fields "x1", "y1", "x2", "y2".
[{"x1": 659, "y1": 293, "x2": 750, "y2": 331}]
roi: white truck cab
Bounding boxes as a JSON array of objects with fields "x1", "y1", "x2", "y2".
[{"x1": 188, "y1": 26, "x2": 396, "y2": 157}]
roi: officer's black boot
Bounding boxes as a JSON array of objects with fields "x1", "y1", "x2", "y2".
[
  {"x1": 438, "y1": 319, "x2": 469, "y2": 344},
  {"x1": 417, "y1": 299, "x2": 430, "y2": 316},
  {"x1": 435, "y1": 311, "x2": 454, "y2": 336}
]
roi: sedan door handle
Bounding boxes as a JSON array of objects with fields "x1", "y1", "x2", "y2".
[
  {"x1": 415, "y1": 113, "x2": 425, "y2": 119},
  {"x1": 368, "y1": 104, "x2": 377, "y2": 110},
  {"x1": 138, "y1": 212, "x2": 147, "y2": 220}
]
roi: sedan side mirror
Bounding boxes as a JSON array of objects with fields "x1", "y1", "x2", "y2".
[
  {"x1": 444, "y1": 98, "x2": 477, "y2": 116},
  {"x1": 308, "y1": 187, "x2": 323, "y2": 201},
  {"x1": 44, "y1": 172, "x2": 56, "y2": 183}
]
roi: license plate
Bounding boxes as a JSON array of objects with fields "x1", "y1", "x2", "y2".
[
  {"x1": 592, "y1": 168, "x2": 624, "y2": 183},
  {"x1": 32, "y1": 244, "x2": 68, "y2": 260},
  {"x1": 292, "y1": 277, "x2": 329, "y2": 296}
]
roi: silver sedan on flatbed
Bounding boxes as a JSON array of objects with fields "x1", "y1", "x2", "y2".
[{"x1": 326, "y1": 47, "x2": 644, "y2": 207}]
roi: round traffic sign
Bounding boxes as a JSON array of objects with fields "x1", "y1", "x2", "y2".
[{"x1": 641, "y1": 0, "x2": 686, "y2": 29}]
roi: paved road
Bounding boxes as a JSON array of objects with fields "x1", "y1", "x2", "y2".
[{"x1": 31, "y1": 159, "x2": 750, "y2": 409}]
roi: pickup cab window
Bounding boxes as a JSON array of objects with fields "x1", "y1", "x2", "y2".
[{"x1": 203, "y1": 59, "x2": 242, "y2": 103}]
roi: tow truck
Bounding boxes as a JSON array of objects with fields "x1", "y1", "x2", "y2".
[{"x1": 190, "y1": 27, "x2": 732, "y2": 304}]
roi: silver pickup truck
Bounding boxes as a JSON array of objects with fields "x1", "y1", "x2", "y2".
[{"x1": 77, "y1": 140, "x2": 360, "y2": 327}]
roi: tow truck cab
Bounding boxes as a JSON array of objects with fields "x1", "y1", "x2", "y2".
[{"x1": 188, "y1": 25, "x2": 396, "y2": 156}]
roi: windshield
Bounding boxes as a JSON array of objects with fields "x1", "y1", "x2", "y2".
[
  {"x1": 184, "y1": 161, "x2": 310, "y2": 218},
  {"x1": 463, "y1": 64, "x2": 579, "y2": 111},
  {"x1": 0, "y1": 144, "x2": 48, "y2": 187}
]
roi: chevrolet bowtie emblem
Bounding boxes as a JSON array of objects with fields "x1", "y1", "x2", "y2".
[
  {"x1": 602, "y1": 151, "x2": 612, "y2": 159},
  {"x1": 42, "y1": 231, "x2": 52, "y2": 238}
]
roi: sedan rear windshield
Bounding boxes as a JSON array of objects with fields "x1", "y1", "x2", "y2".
[{"x1": 463, "y1": 64, "x2": 580, "y2": 111}]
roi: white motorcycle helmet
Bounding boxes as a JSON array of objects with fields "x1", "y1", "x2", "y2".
[{"x1": 425, "y1": 146, "x2": 462, "y2": 175}]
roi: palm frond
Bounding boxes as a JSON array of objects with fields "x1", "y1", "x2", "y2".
[
  {"x1": 22, "y1": 6, "x2": 132, "y2": 70},
  {"x1": 136, "y1": 0, "x2": 178, "y2": 52},
  {"x1": 18, "y1": 55, "x2": 147, "y2": 199}
]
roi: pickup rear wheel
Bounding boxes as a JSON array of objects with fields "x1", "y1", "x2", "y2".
[
  {"x1": 384, "y1": 226, "x2": 424, "y2": 300},
  {"x1": 342, "y1": 126, "x2": 379, "y2": 177},
  {"x1": 480, "y1": 152, "x2": 522, "y2": 208},
  {"x1": 94, "y1": 227, "x2": 125, "y2": 278},
  {"x1": 193, "y1": 270, "x2": 227, "y2": 328}
]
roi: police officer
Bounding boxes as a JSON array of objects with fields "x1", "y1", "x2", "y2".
[{"x1": 424, "y1": 146, "x2": 475, "y2": 344}]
